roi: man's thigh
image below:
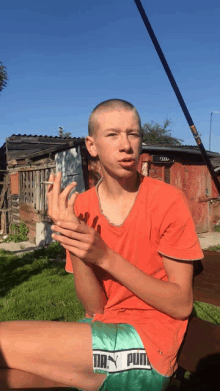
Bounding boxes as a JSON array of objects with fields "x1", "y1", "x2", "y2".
[{"x1": 0, "y1": 320, "x2": 107, "y2": 391}]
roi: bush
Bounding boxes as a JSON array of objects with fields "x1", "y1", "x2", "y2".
[{"x1": 4, "y1": 222, "x2": 29, "y2": 242}]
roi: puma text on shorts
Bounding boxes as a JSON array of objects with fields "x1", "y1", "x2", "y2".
[{"x1": 75, "y1": 317, "x2": 171, "y2": 391}]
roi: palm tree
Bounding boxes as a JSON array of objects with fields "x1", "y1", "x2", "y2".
[{"x1": 0, "y1": 62, "x2": 8, "y2": 94}]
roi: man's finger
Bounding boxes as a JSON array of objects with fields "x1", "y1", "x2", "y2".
[
  {"x1": 53, "y1": 171, "x2": 62, "y2": 194},
  {"x1": 47, "y1": 173, "x2": 55, "y2": 192},
  {"x1": 60, "y1": 182, "x2": 77, "y2": 201},
  {"x1": 67, "y1": 190, "x2": 79, "y2": 211},
  {"x1": 46, "y1": 173, "x2": 55, "y2": 216},
  {"x1": 59, "y1": 181, "x2": 77, "y2": 215},
  {"x1": 51, "y1": 171, "x2": 62, "y2": 210},
  {"x1": 51, "y1": 225, "x2": 86, "y2": 241},
  {"x1": 56, "y1": 220, "x2": 89, "y2": 233}
]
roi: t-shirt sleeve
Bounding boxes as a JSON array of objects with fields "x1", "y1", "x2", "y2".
[
  {"x1": 157, "y1": 192, "x2": 204, "y2": 261},
  {"x1": 65, "y1": 249, "x2": 74, "y2": 274}
]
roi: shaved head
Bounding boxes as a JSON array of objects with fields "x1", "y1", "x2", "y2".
[{"x1": 88, "y1": 99, "x2": 142, "y2": 139}]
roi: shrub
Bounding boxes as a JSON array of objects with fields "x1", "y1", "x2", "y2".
[{"x1": 4, "y1": 222, "x2": 29, "y2": 242}]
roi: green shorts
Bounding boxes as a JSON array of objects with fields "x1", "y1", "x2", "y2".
[{"x1": 74, "y1": 317, "x2": 171, "y2": 391}]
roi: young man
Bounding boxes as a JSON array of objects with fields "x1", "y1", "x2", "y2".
[{"x1": 0, "y1": 99, "x2": 203, "y2": 391}]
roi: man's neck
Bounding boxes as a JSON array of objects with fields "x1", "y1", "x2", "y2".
[{"x1": 98, "y1": 171, "x2": 141, "y2": 202}]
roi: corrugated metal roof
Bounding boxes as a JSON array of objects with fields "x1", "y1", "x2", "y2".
[
  {"x1": 142, "y1": 144, "x2": 219, "y2": 156},
  {"x1": 7, "y1": 134, "x2": 84, "y2": 140},
  {"x1": 6, "y1": 135, "x2": 85, "y2": 161},
  {"x1": 4, "y1": 135, "x2": 220, "y2": 168}
]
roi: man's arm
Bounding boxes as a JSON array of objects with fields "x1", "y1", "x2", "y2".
[
  {"x1": 51, "y1": 219, "x2": 194, "y2": 320},
  {"x1": 102, "y1": 250, "x2": 194, "y2": 320},
  {"x1": 70, "y1": 253, "x2": 108, "y2": 317}
]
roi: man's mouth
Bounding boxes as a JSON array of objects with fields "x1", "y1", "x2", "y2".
[{"x1": 118, "y1": 158, "x2": 135, "y2": 162}]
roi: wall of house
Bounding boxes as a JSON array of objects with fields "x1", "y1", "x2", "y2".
[
  {"x1": 212, "y1": 198, "x2": 220, "y2": 225},
  {"x1": 9, "y1": 162, "x2": 56, "y2": 242},
  {"x1": 55, "y1": 146, "x2": 85, "y2": 194},
  {"x1": 6, "y1": 147, "x2": 220, "y2": 241},
  {"x1": 0, "y1": 172, "x2": 11, "y2": 234},
  {"x1": 137, "y1": 152, "x2": 219, "y2": 233}
]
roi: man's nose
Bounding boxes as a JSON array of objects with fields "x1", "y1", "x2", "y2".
[{"x1": 119, "y1": 135, "x2": 133, "y2": 150}]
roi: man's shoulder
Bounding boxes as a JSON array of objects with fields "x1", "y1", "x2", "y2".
[
  {"x1": 75, "y1": 186, "x2": 95, "y2": 204},
  {"x1": 73, "y1": 186, "x2": 96, "y2": 217},
  {"x1": 143, "y1": 176, "x2": 183, "y2": 200}
]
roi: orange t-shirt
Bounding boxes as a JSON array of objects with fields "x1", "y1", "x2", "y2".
[{"x1": 65, "y1": 174, "x2": 204, "y2": 377}]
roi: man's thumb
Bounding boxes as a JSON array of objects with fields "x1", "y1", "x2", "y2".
[{"x1": 68, "y1": 191, "x2": 79, "y2": 208}]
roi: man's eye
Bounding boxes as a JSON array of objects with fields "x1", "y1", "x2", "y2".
[{"x1": 108, "y1": 134, "x2": 117, "y2": 136}]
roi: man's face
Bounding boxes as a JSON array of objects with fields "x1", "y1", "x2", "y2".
[{"x1": 87, "y1": 109, "x2": 142, "y2": 179}]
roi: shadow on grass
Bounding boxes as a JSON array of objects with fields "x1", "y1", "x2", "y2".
[
  {"x1": 179, "y1": 353, "x2": 220, "y2": 391},
  {"x1": 0, "y1": 243, "x2": 67, "y2": 301}
]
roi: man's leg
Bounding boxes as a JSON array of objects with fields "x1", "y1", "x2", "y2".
[
  {"x1": 0, "y1": 368, "x2": 69, "y2": 389},
  {"x1": 0, "y1": 320, "x2": 107, "y2": 391}
]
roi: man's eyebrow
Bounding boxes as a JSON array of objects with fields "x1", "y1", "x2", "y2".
[{"x1": 105, "y1": 128, "x2": 140, "y2": 133}]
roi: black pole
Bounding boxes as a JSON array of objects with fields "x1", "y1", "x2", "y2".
[{"x1": 134, "y1": 0, "x2": 220, "y2": 195}]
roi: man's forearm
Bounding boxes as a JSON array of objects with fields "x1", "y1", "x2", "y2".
[
  {"x1": 70, "y1": 253, "x2": 107, "y2": 316},
  {"x1": 101, "y1": 249, "x2": 192, "y2": 320}
]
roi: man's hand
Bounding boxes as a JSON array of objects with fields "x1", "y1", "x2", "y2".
[
  {"x1": 51, "y1": 221, "x2": 112, "y2": 269},
  {"x1": 47, "y1": 172, "x2": 80, "y2": 225}
]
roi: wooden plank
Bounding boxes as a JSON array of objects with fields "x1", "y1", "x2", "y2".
[
  {"x1": 33, "y1": 171, "x2": 36, "y2": 208},
  {"x1": 23, "y1": 172, "x2": 26, "y2": 203},
  {"x1": 11, "y1": 215, "x2": 20, "y2": 222},
  {"x1": 22, "y1": 171, "x2": 25, "y2": 203},
  {"x1": 45, "y1": 168, "x2": 49, "y2": 181},
  {"x1": 25, "y1": 171, "x2": 28, "y2": 203},
  {"x1": 45, "y1": 169, "x2": 49, "y2": 210},
  {"x1": 30, "y1": 171, "x2": 34, "y2": 204},
  {"x1": 29, "y1": 171, "x2": 31, "y2": 204},
  {"x1": 21, "y1": 172, "x2": 24, "y2": 203},
  {"x1": 36, "y1": 171, "x2": 40, "y2": 210},
  {"x1": 28, "y1": 172, "x2": 31, "y2": 204},
  {"x1": 17, "y1": 164, "x2": 56, "y2": 172},
  {"x1": 0, "y1": 186, "x2": 7, "y2": 208},
  {"x1": 193, "y1": 251, "x2": 220, "y2": 307},
  {"x1": 42, "y1": 170, "x2": 45, "y2": 212},
  {"x1": 12, "y1": 200, "x2": 19, "y2": 206},
  {"x1": 11, "y1": 212, "x2": 20, "y2": 218},
  {"x1": 26, "y1": 171, "x2": 29, "y2": 204},
  {"x1": 178, "y1": 316, "x2": 220, "y2": 373},
  {"x1": 26, "y1": 171, "x2": 28, "y2": 203},
  {"x1": 40, "y1": 170, "x2": 44, "y2": 210}
]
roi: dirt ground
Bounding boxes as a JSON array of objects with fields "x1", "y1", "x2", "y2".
[{"x1": 0, "y1": 232, "x2": 220, "y2": 256}]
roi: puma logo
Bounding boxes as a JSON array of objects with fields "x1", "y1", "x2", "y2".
[{"x1": 108, "y1": 355, "x2": 118, "y2": 368}]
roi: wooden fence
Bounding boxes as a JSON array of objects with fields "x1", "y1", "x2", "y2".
[
  {"x1": 0, "y1": 171, "x2": 11, "y2": 234},
  {"x1": 19, "y1": 167, "x2": 55, "y2": 213}
]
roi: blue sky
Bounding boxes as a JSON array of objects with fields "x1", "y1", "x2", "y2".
[{"x1": 1, "y1": 0, "x2": 220, "y2": 153}]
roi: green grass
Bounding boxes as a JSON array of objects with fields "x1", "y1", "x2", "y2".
[
  {"x1": 192, "y1": 301, "x2": 220, "y2": 325},
  {"x1": 0, "y1": 242, "x2": 86, "y2": 322},
  {"x1": 207, "y1": 244, "x2": 220, "y2": 252},
  {"x1": 0, "y1": 242, "x2": 219, "y2": 383},
  {"x1": 0, "y1": 242, "x2": 219, "y2": 325}
]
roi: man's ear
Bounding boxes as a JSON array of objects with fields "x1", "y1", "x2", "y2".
[{"x1": 85, "y1": 136, "x2": 98, "y2": 158}]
